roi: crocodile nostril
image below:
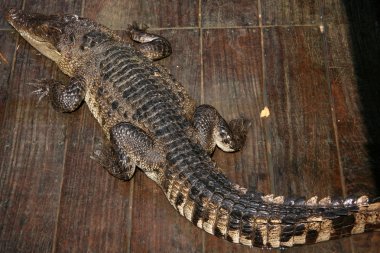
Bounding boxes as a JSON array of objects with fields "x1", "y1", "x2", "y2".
[
  {"x1": 8, "y1": 8, "x2": 17, "y2": 15},
  {"x1": 6, "y1": 8, "x2": 20, "y2": 20}
]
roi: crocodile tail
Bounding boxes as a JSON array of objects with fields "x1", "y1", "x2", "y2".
[
  {"x1": 249, "y1": 195, "x2": 380, "y2": 248},
  {"x1": 161, "y1": 138, "x2": 379, "y2": 248},
  {"x1": 220, "y1": 195, "x2": 379, "y2": 248},
  {"x1": 161, "y1": 156, "x2": 380, "y2": 248}
]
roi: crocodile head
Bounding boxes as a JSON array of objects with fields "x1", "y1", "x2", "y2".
[{"x1": 6, "y1": 9, "x2": 118, "y2": 76}]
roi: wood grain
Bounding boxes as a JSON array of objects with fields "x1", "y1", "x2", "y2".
[
  {"x1": 340, "y1": 0, "x2": 380, "y2": 196},
  {"x1": 261, "y1": 0, "x2": 324, "y2": 25},
  {"x1": 202, "y1": 28, "x2": 270, "y2": 253},
  {"x1": 264, "y1": 26, "x2": 342, "y2": 197},
  {"x1": 24, "y1": 0, "x2": 82, "y2": 14},
  {"x1": 201, "y1": 0, "x2": 259, "y2": 27},
  {"x1": 0, "y1": 0, "x2": 23, "y2": 29},
  {"x1": 0, "y1": 32, "x2": 16, "y2": 111},
  {"x1": 326, "y1": 1, "x2": 380, "y2": 251},
  {"x1": 326, "y1": 24, "x2": 377, "y2": 197},
  {"x1": 0, "y1": 34, "x2": 67, "y2": 253},
  {"x1": 263, "y1": 26, "x2": 349, "y2": 253},
  {"x1": 84, "y1": 0, "x2": 198, "y2": 29},
  {"x1": 323, "y1": 0, "x2": 348, "y2": 24},
  {"x1": 53, "y1": 109, "x2": 132, "y2": 253}
]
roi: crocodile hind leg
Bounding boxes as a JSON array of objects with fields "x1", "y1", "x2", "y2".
[
  {"x1": 110, "y1": 122, "x2": 165, "y2": 174},
  {"x1": 29, "y1": 76, "x2": 86, "y2": 112},
  {"x1": 128, "y1": 22, "x2": 172, "y2": 60},
  {"x1": 193, "y1": 104, "x2": 251, "y2": 154},
  {"x1": 92, "y1": 141, "x2": 137, "y2": 180}
]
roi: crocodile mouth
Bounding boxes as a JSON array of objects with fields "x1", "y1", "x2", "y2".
[{"x1": 6, "y1": 8, "x2": 62, "y2": 62}]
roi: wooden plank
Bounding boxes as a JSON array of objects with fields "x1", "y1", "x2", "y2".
[
  {"x1": 156, "y1": 29, "x2": 202, "y2": 101},
  {"x1": 338, "y1": 0, "x2": 380, "y2": 196},
  {"x1": 130, "y1": 175, "x2": 203, "y2": 253},
  {"x1": 3, "y1": 2, "x2": 132, "y2": 253},
  {"x1": 202, "y1": 28, "x2": 268, "y2": 191},
  {"x1": 83, "y1": 0, "x2": 198, "y2": 29},
  {"x1": 325, "y1": 1, "x2": 380, "y2": 251},
  {"x1": 0, "y1": 34, "x2": 66, "y2": 253},
  {"x1": 346, "y1": 2, "x2": 380, "y2": 250},
  {"x1": 261, "y1": 0, "x2": 324, "y2": 25},
  {"x1": 202, "y1": 28, "x2": 270, "y2": 253},
  {"x1": 264, "y1": 26, "x2": 342, "y2": 197},
  {"x1": 129, "y1": 29, "x2": 203, "y2": 253},
  {"x1": 263, "y1": 26, "x2": 350, "y2": 252},
  {"x1": 1, "y1": 2, "x2": 83, "y2": 252},
  {"x1": 54, "y1": 31, "x2": 132, "y2": 253},
  {"x1": 326, "y1": 24, "x2": 377, "y2": 197},
  {"x1": 24, "y1": 0, "x2": 82, "y2": 14},
  {"x1": 201, "y1": 0, "x2": 259, "y2": 27},
  {"x1": 323, "y1": 0, "x2": 348, "y2": 24},
  {"x1": 54, "y1": 110, "x2": 132, "y2": 253},
  {"x1": 351, "y1": 234, "x2": 380, "y2": 253},
  {"x1": 0, "y1": 0, "x2": 23, "y2": 29},
  {"x1": 0, "y1": 32, "x2": 15, "y2": 110}
]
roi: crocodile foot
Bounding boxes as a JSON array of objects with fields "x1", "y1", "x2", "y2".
[{"x1": 27, "y1": 79, "x2": 51, "y2": 105}]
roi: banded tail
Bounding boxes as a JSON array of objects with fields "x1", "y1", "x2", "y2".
[{"x1": 163, "y1": 161, "x2": 380, "y2": 248}]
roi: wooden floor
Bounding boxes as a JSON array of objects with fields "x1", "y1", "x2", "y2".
[{"x1": 1, "y1": 0, "x2": 379, "y2": 252}]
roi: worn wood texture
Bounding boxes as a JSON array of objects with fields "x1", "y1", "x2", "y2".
[
  {"x1": 201, "y1": 0, "x2": 259, "y2": 27},
  {"x1": 340, "y1": 0, "x2": 380, "y2": 196},
  {"x1": 261, "y1": 0, "x2": 324, "y2": 25},
  {"x1": 202, "y1": 28, "x2": 270, "y2": 253},
  {"x1": 53, "y1": 109, "x2": 132, "y2": 253},
  {"x1": 0, "y1": 34, "x2": 67, "y2": 253},
  {"x1": 24, "y1": 0, "x2": 82, "y2": 15},
  {"x1": 323, "y1": 0, "x2": 349, "y2": 24},
  {"x1": 263, "y1": 26, "x2": 349, "y2": 253},
  {"x1": 0, "y1": 0, "x2": 23, "y2": 29},
  {"x1": 0, "y1": 0, "x2": 379, "y2": 252},
  {"x1": 326, "y1": 24, "x2": 377, "y2": 197},
  {"x1": 84, "y1": 0, "x2": 198, "y2": 29},
  {"x1": 264, "y1": 27, "x2": 342, "y2": 197},
  {"x1": 328, "y1": 1, "x2": 380, "y2": 252},
  {"x1": 0, "y1": 32, "x2": 15, "y2": 110},
  {"x1": 261, "y1": 0, "x2": 348, "y2": 26}
]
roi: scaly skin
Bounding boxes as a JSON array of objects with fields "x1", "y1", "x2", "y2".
[{"x1": 6, "y1": 9, "x2": 380, "y2": 248}]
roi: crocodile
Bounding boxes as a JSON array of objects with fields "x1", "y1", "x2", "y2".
[{"x1": 6, "y1": 9, "x2": 380, "y2": 248}]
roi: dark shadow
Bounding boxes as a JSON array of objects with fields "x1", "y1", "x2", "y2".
[{"x1": 342, "y1": 0, "x2": 380, "y2": 194}]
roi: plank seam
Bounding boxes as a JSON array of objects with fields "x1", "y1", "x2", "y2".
[{"x1": 258, "y1": 0, "x2": 275, "y2": 195}]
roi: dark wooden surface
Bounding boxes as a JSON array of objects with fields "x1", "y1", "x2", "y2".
[{"x1": 0, "y1": 0, "x2": 379, "y2": 252}]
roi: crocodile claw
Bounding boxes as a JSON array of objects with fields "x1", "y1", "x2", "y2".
[
  {"x1": 27, "y1": 79, "x2": 51, "y2": 105},
  {"x1": 90, "y1": 141, "x2": 113, "y2": 168},
  {"x1": 127, "y1": 21, "x2": 149, "y2": 33}
]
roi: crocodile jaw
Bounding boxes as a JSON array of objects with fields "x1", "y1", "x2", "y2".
[{"x1": 6, "y1": 8, "x2": 64, "y2": 63}]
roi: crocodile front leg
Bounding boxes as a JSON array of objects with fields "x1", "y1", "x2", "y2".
[
  {"x1": 128, "y1": 22, "x2": 172, "y2": 60},
  {"x1": 30, "y1": 76, "x2": 86, "y2": 112}
]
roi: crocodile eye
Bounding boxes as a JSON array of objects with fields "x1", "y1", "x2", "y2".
[
  {"x1": 63, "y1": 14, "x2": 79, "y2": 23},
  {"x1": 68, "y1": 33, "x2": 75, "y2": 43},
  {"x1": 81, "y1": 30, "x2": 110, "y2": 50},
  {"x1": 222, "y1": 136, "x2": 231, "y2": 144}
]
